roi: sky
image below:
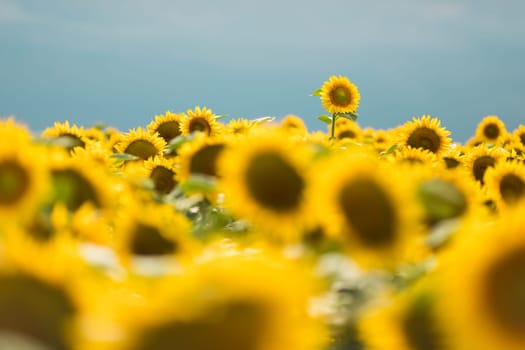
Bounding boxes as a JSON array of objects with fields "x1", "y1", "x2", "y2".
[{"x1": 1, "y1": 0, "x2": 524, "y2": 142}]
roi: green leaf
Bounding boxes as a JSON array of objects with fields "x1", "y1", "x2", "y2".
[
  {"x1": 165, "y1": 134, "x2": 195, "y2": 153},
  {"x1": 418, "y1": 179, "x2": 467, "y2": 222},
  {"x1": 335, "y1": 112, "x2": 358, "y2": 121},
  {"x1": 381, "y1": 143, "x2": 398, "y2": 155},
  {"x1": 252, "y1": 116, "x2": 275, "y2": 125},
  {"x1": 179, "y1": 175, "x2": 217, "y2": 194},
  {"x1": 310, "y1": 87, "x2": 323, "y2": 97},
  {"x1": 109, "y1": 153, "x2": 139, "y2": 161},
  {"x1": 426, "y1": 218, "x2": 461, "y2": 249},
  {"x1": 317, "y1": 115, "x2": 332, "y2": 124},
  {"x1": 214, "y1": 114, "x2": 228, "y2": 120}
]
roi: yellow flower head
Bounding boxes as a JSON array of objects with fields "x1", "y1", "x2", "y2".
[
  {"x1": 320, "y1": 75, "x2": 361, "y2": 114},
  {"x1": 147, "y1": 111, "x2": 185, "y2": 143},
  {"x1": 474, "y1": 115, "x2": 507, "y2": 144},
  {"x1": 42, "y1": 120, "x2": 90, "y2": 152},
  {"x1": 144, "y1": 156, "x2": 178, "y2": 195},
  {"x1": 397, "y1": 115, "x2": 451, "y2": 156},
  {"x1": 180, "y1": 106, "x2": 222, "y2": 137},
  {"x1": 484, "y1": 160, "x2": 525, "y2": 209},
  {"x1": 225, "y1": 118, "x2": 255, "y2": 136},
  {"x1": 115, "y1": 127, "x2": 167, "y2": 161}
]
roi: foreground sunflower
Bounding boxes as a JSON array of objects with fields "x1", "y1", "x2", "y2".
[
  {"x1": 320, "y1": 75, "x2": 361, "y2": 114},
  {"x1": 439, "y1": 203, "x2": 525, "y2": 350},
  {"x1": 218, "y1": 130, "x2": 312, "y2": 242},
  {"x1": 114, "y1": 253, "x2": 327, "y2": 350},
  {"x1": 397, "y1": 115, "x2": 451, "y2": 156},
  {"x1": 310, "y1": 151, "x2": 424, "y2": 268},
  {"x1": 179, "y1": 106, "x2": 222, "y2": 137}
]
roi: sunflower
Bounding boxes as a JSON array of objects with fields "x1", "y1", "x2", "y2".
[
  {"x1": 225, "y1": 118, "x2": 254, "y2": 136},
  {"x1": 147, "y1": 111, "x2": 185, "y2": 143},
  {"x1": 484, "y1": 160, "x2": 525, "y2": 209},
  {"x1": 334, "y1": 120, "x2": 363, "y2": 142},
  {"x1": 397, "y1": 116, "x2": 451, "y2": 156},
  {"x1": 179, "y1": 106, "x2": 222, "y2": 137},
  {"x1": 310, "y1": 151, "x2": 424, "y2": 268},
  {"x1": 280, "y1": 114, "x2": 308, "y2": 135},
  {"x1": 218, "y1": 131, "x2": 312, "y2": 242},
  {"x1": 440, "y1": 145, "x2": 465, "y2": 170},
  {"x1": 320, "y1": 75, "x2": 361, "y2": 114},
  {"x1": 115, "y1": 128, "x2": 167, "y2": 161},
  {"x1": 113, "y1": 201, "x2": 195, "y2": 268},
  {"x1": 439, "y1": 203, "x2": 525, "y2": 350},
  {"x1": 474, "y1": 115, "x2": 507, "y2": 145},
  {"x1": 143, "y1": 156, "x2": 178, "y2": 195},
  {"x1": 115, "y1": 253, "x2": 327, "y2": 350},
  {"x1": 42, "y1": 120, "x2": 90, "y2": 151},
  {"x1": 177, "y1": 134, "x2": 229, "y2": 183},
  {"x1": 463, "y1": 145, "x2": 507, "y2": 186},
  {"x1": 359, "y1": 279, "x2": 448, "y2": 350},
  {"x1": 391, "y1": 146, "x2": 439, "y2": 167},
  {"x1": 512, "y1": 124, "x2": 525, "y2": 147}
]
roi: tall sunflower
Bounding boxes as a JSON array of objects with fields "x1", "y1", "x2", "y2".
[
  {"x1": 179, "y1": 106, "x2": 222, "y2": 137},
  {"x1": 320, "y1": 75, "x2": 361, "y2": 114},
  {"x1": 147, "y1": 111, "x2": 184, "y2": 143},
  {"x1": 115, "y1": 253, "x2": 327, "y2": 350},
  {"x1": 218, "y1": 131, "x2": 312, "y2": 242},
  {"x1": 397, "y1": 116, "x2": 451, "y2": 156},
  {"x1": 439, "y1": 203, "x2": 525, "y2": 350},
  {"x1": 115, "y1": 128, "x2": 167, "y2": 161},
  {"x1": 310, "y1": 151, "x2": 424, "y2": 268}
]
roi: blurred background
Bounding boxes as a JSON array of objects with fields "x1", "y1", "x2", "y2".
[{"x1": 1, "y1": 0, "x2": 524, "y2": 142}]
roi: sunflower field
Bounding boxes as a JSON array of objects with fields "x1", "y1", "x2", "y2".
[{"x1": 1, "y1": 75, "x2": 525, "y2": 350}]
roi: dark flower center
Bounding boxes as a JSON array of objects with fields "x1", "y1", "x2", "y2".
[
  {"x1": 189, "y1": 118, "x2": 212, "y2": 136},
  {"x1": 245, "y1": 152, "x2": 304, "y2": 212},
  {"x1": 330, "y1": 86, "x2": 352, "y2": 107},
  {"x1": 407, "y1": 127, "x2": 441, "y2": 153},
  {"x1": 0, "y1": 160, "x2": 30, "y2": 205},
  {"x1": 499, "y1": 173, "x2": 525, "y2": 204},
  {"x1": 150, "y1": 166, "x2": 176, "y2": 194},
  {"x1": 337, "y1": 178, "x2": 397, "y2": 248},
  {"x1": 131, "y1": 223, "x2": 177, "y2": 256},
  {"x1": 156, "y1": 121, "x2": 181, "y2": 143},
  {"x1": 472, "y1": 156, "x2": 496, "y2": 184},
  {"x1": 189, "y1": 144, "x2": 225, "y2": 178},
  {"x1": 402, "y1": 293, "x2": 444, "y2": 350},
  {"x1": 51, "y1": 169, "x2": 100, "y2": 211},
  {"x1": 483, "y1": 123, "x2": 500, "y2": 140}
]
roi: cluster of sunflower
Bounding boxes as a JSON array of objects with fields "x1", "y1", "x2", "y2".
[{"x1": 0, "y1": 75, "x2": 525, "y2": 349}]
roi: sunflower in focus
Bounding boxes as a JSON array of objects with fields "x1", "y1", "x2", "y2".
[
  {"x1": 320, "y1": 75, "x2": 361, "y2": 114},
  {"x1": 115, "y1": 253, "x2": 327, "y2": 350},
  {"x1": 439, "y1": 203, "x2": 525, "y2": 350},
  {"x1": 475, "y1": 115, "x2": 507, "y2": 145},
  {"x1": 147, "y1": 111, "x2": 184, "y2": 143},
  {"x1": 218, "y1": 131, "x2": 312, "y2": 242},
  {"x1": 311, "y1": 152, "x2": 424, "y2": 268},
  {"x1": 180, "y1": 106, "x2": 222, "y2": 137},
  {"x1": 484, "y1": 160, "x2": 525, "y2": 209},
  {"x1": 115, "y1": 128, "x2": 166, "y2": 161},
  {"x1": 42, "y1": 120, "x2": 90, "y2": 152},
  {"x1": 359, "y1": 279, "x2": 448, "y2": 350},
  {"x1": 397, "y1": 116, "x2": 451, "y2": 156}
]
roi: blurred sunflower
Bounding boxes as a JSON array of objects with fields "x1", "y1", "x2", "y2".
[
  {"x1": 392, "y1": 147, "x2": 439, "y2": 167},
  {"x1": 463, "y1": 145, "x2": 507, "y2": 185},
  {"x1": 218, "y1": 131, "x2": 312, "y2": 242},
  {"x1": 334, "y1": 121, "x2": 363, "y2": 142},
  {"x1": 512, "y1": 124, "x2": 525, "y2": 147},
  {"x1": 320, "y1": 75, "x2": 361, "y2": 114},
  {"x1": 440, "y1": 203, "x2": 525, "y2": 350},
  {"x1": 484, "y1": 160, "x2": 525, "y2": 208},
  {"x1": 147, "y1": 111, "x2": 184, "y2": 143},
  {"x1": 279, "y1": 114, "x2": 308, "y2": 135},
  {"x1": 143, "y1": 156, "x2": 178, "y2": 195},
  {"x1": 397, "y1": 116, "x2": 451, "y2": 156},
  {"x1": 359, "y1": 280, "x2": 448, "y2": 350},
  {"x1": 311, "y1": 152, "x2": 423, "y2": 268},
  {"x1": 225, "y1": 118, "x2": 254, "y2": 136},
  {"x1": 115, "y1": 128, "x2": 166, "y2": 161},
  {"x1": 42, "y1": 121, "x2": 90, "y2": 152},
  {"x1": 441, "y1": 145, "x2": 465, "y2": 170},
  {"x1": 177, "y1": 135, "x2": 228, "y2": 182},
  {"x1": 116, "y1": 253, "x2": 327, "y2": 350},
  {"x1": 475, "y1": 115, "x2": 507, "y2": 145},
  {"x1": 180, "y1": 106, "x2": 222, "y2": 137}
]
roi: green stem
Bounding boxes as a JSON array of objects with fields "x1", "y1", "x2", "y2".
[{"x1": 330, "y1": 113, "x2": 337, "y2": 140}]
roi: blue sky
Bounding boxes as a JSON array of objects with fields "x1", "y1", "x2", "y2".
[{"x1": 1, "y1": 0, "x2": 524, "y2": 142}]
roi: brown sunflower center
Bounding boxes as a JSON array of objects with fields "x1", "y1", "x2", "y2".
[
  {"x1": 156, "y1": 121, "x2": 181, "y2": 142},
  {"x1": 245, "y1": 152, "x2": 304, "y2": 212},
  {"x1": 443, "y1": 157, "x2": 460, "y2": 169},
  {"x1": 55, "y1": 134, "x2": 85, "y2": 151},
  {"x1": 189, "y1": 144, "x2": 226, "y2": 178},
  {"x1": 402, "y1": 294, "x2": 443, "y2": 350},
  {"x1": 130, "y1": 223, "x2": 177, "y2": 256},
  {"x1": 189, "y1": 117, "x2": 212, "y2": 136},
  {"x1": 337, "y1": 179, "x2": 397, "y2": 248},
  {"x1": 0, "y1": 159, "x2": 30, "y2": 205},
  {"x1": 330, "y1": 86, "x2": 352, "y2": 107},
  {"x1": 125, "y1": 140, "x2": 159, "y2": 160},
  {"x1": 484, "y1": 247, "x2": 525, "y2": 335},
  {"x1": 519, "y1": 133, "x2": 525, "y2": 146},
  {"x1": 150, "y1": 166, "x2": 176, "y2": 194},
  {"x1": 499, "y1": 173, "x2": 525, "y2": 204},
  {"x1": 483, "y1": 123, "x2": 500, "y2": 140},
  {"x1": 407, "y1": 127, "x2": 441, "y2": 153},
  {"x1": 472, "y1": 156, "x2": 496, "y2": 184},
  {"x1": 337, "y1": 130, "x2": 356, "y2": 140},
  {"x1": 0, "y1": 274, "x2": 75, "y2": 350},
  {"x1": 51, "y1": 169, "x2": 100, "y2": 211},
  {"x1": 132, "y1": 299, "x2": 266, "y2": 350}
]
